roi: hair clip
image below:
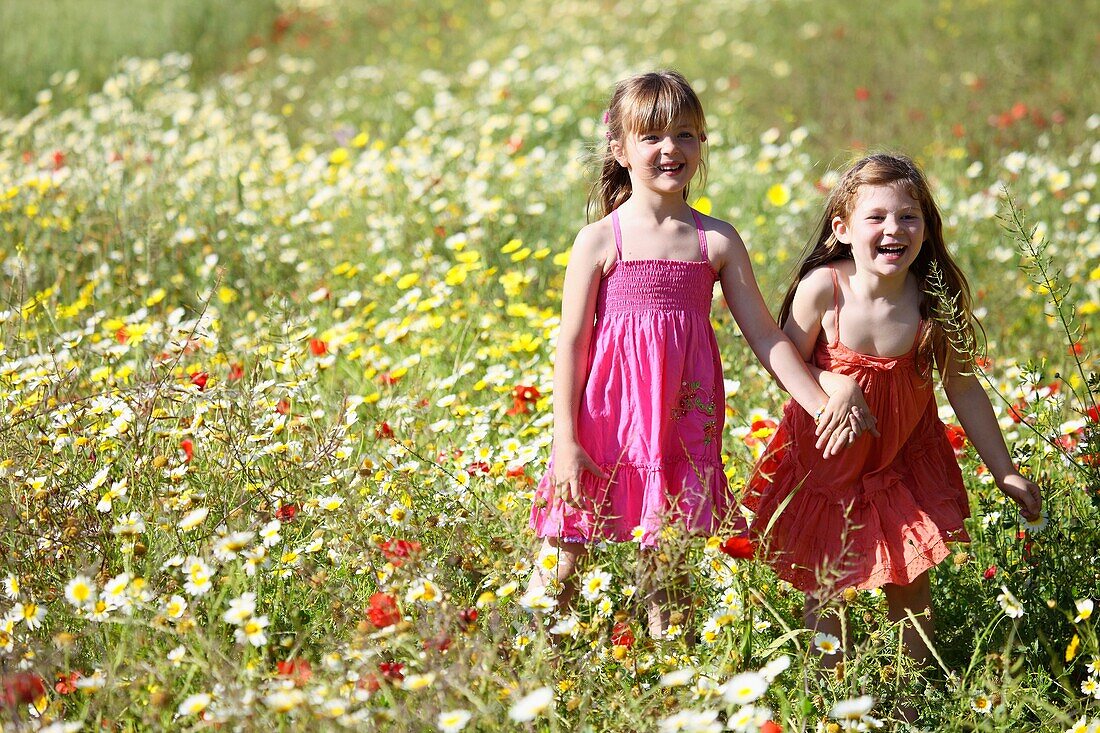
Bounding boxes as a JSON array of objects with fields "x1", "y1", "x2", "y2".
[
  {"x1": 602, "y1": 111, "x2": 610, "y2": 124},
  {"x1": 605, "y1": 131, "x2": 612, "y2": 140}
]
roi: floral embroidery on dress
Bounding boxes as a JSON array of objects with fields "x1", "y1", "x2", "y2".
[{"x1": 672, "y1": 380, "x2": 717, "y2": 446}]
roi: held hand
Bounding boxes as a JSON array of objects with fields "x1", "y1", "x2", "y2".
[
  {"x1": 998, "y1": 472, "x2": 1042, "y2": 521},
  {"x1": 551, "y1": 442, "x2": 609, "y2": 509},
  {"x1": 814, "y1": 385, "x2": 880, "y2": 459},
  {"x1": 814, "y1": 375, "x2": 879, "y2": 445}
]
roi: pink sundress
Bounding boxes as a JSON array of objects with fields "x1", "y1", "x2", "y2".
[
  {"x1": 530, "y1": 208, "x2": 734, "y2": 546},
  {"x1": 743, "y1": 267, "x2": 970, "y2": 593}
]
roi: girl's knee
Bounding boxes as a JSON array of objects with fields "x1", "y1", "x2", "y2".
[
  {"x1": 884, "y1": 574, "x2": 932, "y2": 619},
  {"x1": 538, "y1": 539, "x2": 587, "y2": 577}
]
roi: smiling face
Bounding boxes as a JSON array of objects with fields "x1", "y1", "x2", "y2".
[
  {"x1": 612, "y1": 117, "x2": 702, "y2": 196},
  {"x1": 832, "y1": 182, "x2": 926, "y2": 279}
]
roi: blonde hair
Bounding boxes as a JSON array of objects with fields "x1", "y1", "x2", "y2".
[
  {"x1": 778, "y1": 153, "x2": 979, "y2": 377},
  {"x1": 588, "y1": 70, "x2": 707, "y2": 220}
]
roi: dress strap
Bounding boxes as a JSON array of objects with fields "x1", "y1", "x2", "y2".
[
  {"x1": 690, "y1": 209, "x2": 709, "y2": 260},
  {"x1": 610, "y1": 209, "x2": 624, "y2": 259},
  {"x1": 829, "y1": 266, "x2": 842, "y2": 347}
]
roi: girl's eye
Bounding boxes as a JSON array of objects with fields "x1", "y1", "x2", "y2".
[{"x1": 867, "y1": 215, "x2": 885, "y2": 221}]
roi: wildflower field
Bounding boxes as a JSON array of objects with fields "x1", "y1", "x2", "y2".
[{"x1": 1, "y1": 0, "x2": 1098, "y2": 730}]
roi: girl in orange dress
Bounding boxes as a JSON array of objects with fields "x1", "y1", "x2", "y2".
[{"x1": 744, "y1": 153, "x2": 1042, "y2": 669}]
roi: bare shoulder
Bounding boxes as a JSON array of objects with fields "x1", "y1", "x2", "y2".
[
  {"x1": 792, "y1": 265, "x2": 836, "y2": 312},
  {"x1": 693, "y1": 212, "x2": 746, "y2": 268},
  {"x1": 694, "y1": 212, "x2": 744, "y2": 251},
  {"x1": 570, "y1": 217, "x2": 616, "y2": 271}
]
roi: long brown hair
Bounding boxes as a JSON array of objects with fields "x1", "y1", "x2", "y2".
[
  {"x1": 777, "y1": 153, "x2": 979, "y2": 377},
  {"x1": 587, "y1": 70, "x2": 708, "y2": 220}
]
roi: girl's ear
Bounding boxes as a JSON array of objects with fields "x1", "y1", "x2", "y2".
[
  {"x1": 610, "y1": 138, "x2": 628, "y2": 168},
  {"x1": 831, "y1": 215, "x2": 850, "y2": 244}
]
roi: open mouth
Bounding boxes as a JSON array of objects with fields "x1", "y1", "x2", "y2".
[
  {"x1": 876, "y1": 244, "x2": 906, "y2": 256},
  {"x1": 657, "y1": 163, "x2": 685, "y2": 174}
]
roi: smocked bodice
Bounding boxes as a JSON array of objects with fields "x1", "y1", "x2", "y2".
[{"x1": 598, "y1": 260, "x2": 717, "y2": 316}]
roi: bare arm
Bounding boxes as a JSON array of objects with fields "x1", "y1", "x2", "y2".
[
  {"x1": 550, "y1": 225, "x2": 610, "y2": 506},
  {"x1": 711, "y1": 222, "x2": 829, "y2": 418},
  {"x1": 782, "y1": 267, "x2": 879, "y2": 454},
  {"x1": 942, "y1": 362, "x2": 1042, "y2": 519}
]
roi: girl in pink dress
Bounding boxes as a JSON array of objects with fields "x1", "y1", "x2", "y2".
[
  {"x1": 526, "y1": 71, "x2": 871, "y2": 637},
  {"x1": 744, "y1": 153, "x2": 1042, "y2": 671}
]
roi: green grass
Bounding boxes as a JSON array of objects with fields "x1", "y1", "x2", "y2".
[
  {"x1": 0, "y1": 0, "x2": 281, "y2": 114},
  {"x1": 0, "y1": 0, "x2": 1098, "y2": 730}
]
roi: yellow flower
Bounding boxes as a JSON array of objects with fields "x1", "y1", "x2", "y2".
[
  {"x1": 766, "y1": 183, "x2": 790, "y2": 207},
  {"x1": 1066, "y1": 634, "x2": 1081, "y2": 662}
]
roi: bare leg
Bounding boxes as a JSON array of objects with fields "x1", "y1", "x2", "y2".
[
  {"x1": 526, "y1": 538, "x2": 587, "y2": 614},
  {"x1": 639, "y1": 550, "x2": 693, "y2": 640},
  {"x1": 883, "y1": 573, "x2": 933, "y2": 666},
  {"x1": 884, "y1": 572, "x2": 933, "y2": 723}
]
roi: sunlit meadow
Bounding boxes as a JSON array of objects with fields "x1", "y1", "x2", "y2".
[{"x1": 1, "y1": 0, "x2": 1098, "y2": 730}]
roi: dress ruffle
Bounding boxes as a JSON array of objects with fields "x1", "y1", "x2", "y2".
[
  {"x1": 530, "y1": 456, "x2": 738, "y2": 546},
  {"x1": 744, "y1": 338, "x2": 971, "y2": 594}
]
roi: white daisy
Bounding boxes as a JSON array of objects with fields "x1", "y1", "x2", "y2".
[
  {"x1": 508, "y1": 687, "x2": 554, "y2": 723},
  {"x1": 437, "y1": 709, "x2": 473, "y2": 733},
  {"x1": 721, "y1": 671, "x2": 768, "y2": 705}
]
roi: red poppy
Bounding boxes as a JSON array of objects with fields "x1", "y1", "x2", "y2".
[
  {"x1": 228, "y1": 362, "x2": 245, "y2": 381},
  {"x1": 378, "y1": 538, "x2": 421, "y2": 566},
  {"x1": 180, "y1": 438, "x2": 194, "y2": 463},
  {"x1": 944, "y1": 424, "x2": 967, "y2": 455},
  {"x1": 52, "y1": 150, "x2": 66, "y2": 170},
  {"x1": 367, "y1": 592, "x2": 401, "y2": 628},
  {"x1": 276, "y1": 658, "x2": 313, "y2": 686},
  {"x1": 1010, "y1": 102, "x2": 1028, "y2": 121},
  {"x1": 276, "y1": 398, "x2": 291, "y2": 415},
  {"x1": 466, "y1": 461, "x2": 490, "y2": 475},
  {"x1": 189, "y1": 371, "x2": 209, "y2": 391},
  {"x1": 611, "y1": 621, "x2": 635, "y2": 648},
  {"x1": 115, "y1": 327, "x2": 129, "y2": 344},
  {"x1": 459, "y1": 607, "x2": 479, "y2": 631},
  {"x1": 1007, "y1": 401, "x2": 1028, "y2": 423},
  {"x1": 275, "y1": 504, "x2": 299, "y2": 522},
  {"x1": 379, "y1": 372, "x2": 400, "y2": 386},
  {"x1": 1086, "y1": 405, "x2": 1100, "y2": 424},
  {"x1": 54, "y1": 671, "x2": 81, "y2": 695},
  {"x1": 854, "y1": 87, "x2": 870, "y2": 101},
  {"x1": 309, "y1": 339, "x2": 328, "y2": 356},
  {"x1": 720, "y1": 536, "x2": 754, "y2": 559},
  {"x1": 507, "y1": 384, "x2": 541, "y2": 416},
  {"x1": 2, "y1": 672, "x2": 45, "y2": 708},
  {"x1": 1054, "y1": 433, "x2": 1078, "y2": 452},
  {"x1": 375, "y1": 422, "x2": 394, "y2": 440},
  {"x1": 1070, "y1": 342, "x2": 1084, "y2": 356},
  {"x1": 983, "y1": 565, "x2": 997, "y2": 580},
  {"x1": 760, "y1": 722, "x2": 782, "y2": 733},
  {"x1": 378, "y1": 661, "x2": 404, "y2": 682}
]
